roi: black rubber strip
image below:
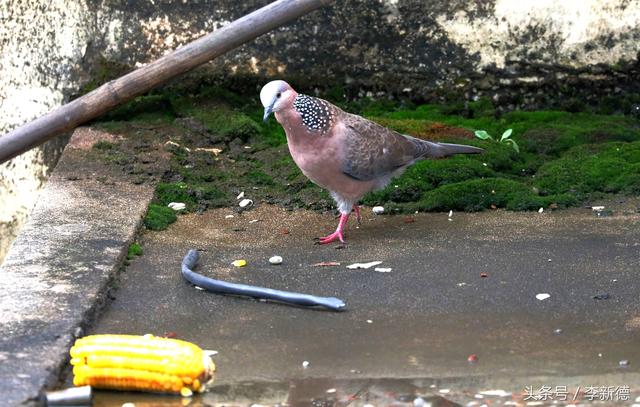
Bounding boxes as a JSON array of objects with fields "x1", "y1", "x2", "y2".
[{"x1": 181, "y1": 249, "x2": 346, "y2": 311}]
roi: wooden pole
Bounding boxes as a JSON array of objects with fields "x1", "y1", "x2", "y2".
[{"x1": 0, "y1": 0, "x2": 333, "y2": 164}]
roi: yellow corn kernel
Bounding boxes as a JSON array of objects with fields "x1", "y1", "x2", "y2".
[{"x1": 69, "y1": 334, "x2": 215, "y2": 395}]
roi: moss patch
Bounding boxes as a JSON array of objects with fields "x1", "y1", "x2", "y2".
[
  {"x1": 144, "y1": 204, "x2": 177, "y2": 231},
  {"x1": 127, "y1": 243, "x2": 143, "y2": 260}
]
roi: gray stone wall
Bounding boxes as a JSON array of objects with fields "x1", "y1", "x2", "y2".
[{"x1": 2, "y1": 0, "x2": 640, "y2": 263}]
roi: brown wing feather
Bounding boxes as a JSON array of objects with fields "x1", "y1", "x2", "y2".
[{"x1": 340, "y1": 113, "x2": 428, "y2": 181}]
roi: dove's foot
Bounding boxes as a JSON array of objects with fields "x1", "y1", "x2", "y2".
[
  {"x1": 316, "y1": 212, "x2": 349, "y2": 244},
  {"x1": 317, "y1": 230, "x2": 345, "y2": 244}
]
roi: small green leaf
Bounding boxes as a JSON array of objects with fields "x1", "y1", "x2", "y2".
[
  {"x1": 474, "y1": 130, "x2": 492, "y2": 140},
  {"x1": 500, "y1": 128, "x2": 513, "y2": 141},
  {"x1": 506, "y1": 138, "x2": 520, "y2": 153}
]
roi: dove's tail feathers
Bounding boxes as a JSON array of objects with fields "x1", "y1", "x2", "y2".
[{"x1": 420, "y1": 140, "x2": 484, "y2": 158}]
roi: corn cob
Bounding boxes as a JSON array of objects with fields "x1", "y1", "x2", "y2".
[{"x1": 70, "y1": 334, "x2": 215, "y2": 395}]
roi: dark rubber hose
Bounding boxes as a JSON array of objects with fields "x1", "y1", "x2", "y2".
[{"x1": 181, "y1": 249, "x2": 346, "y2": 311}]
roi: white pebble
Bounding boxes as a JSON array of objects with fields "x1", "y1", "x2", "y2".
[
  {"x1": 239, "y1": 199, "x2": 253, "y2": 208},
  {"x1": 538, "y1": 207, "x2": 544, "y2": 213},
  {"x1": 225, "y1": 215, "x2": 234, "y2": 219},
  {"x1": 536, "y1": 293, "x2": 550, "y2": 301},
  {"x1": 168, "y1": 202, "x2": 186, "y2": 211},
  {"x1": 366, "y1": 319, "x2": 373, "y2": 324},
  {"x1": 374, "y1": 267, "x2": 392, "y2": 273},
  {"x1": 326, "y1": 388, "x2": 336, "y2": 393},
  {"x1": 448, "y1": 210, "x2": 453, "y2": 218},
  {"x1": 236, "y1": 191, "x2": 245, "y2": 200},
  {"x1": 372, "y1": 206, "x2": 385, "y2": 214},
  {"x1": 439, "y1": 388, "x2": 450, "y2": 394},
  {"x1": 302, "y1": 360, "x2": 310, "y2": 368},
  {"x1": 269, "y1": 255, "x2": 283, "y2": 265}
]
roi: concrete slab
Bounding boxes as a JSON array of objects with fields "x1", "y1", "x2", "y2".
[
  {"x1": 0, "y1": 128, "x2": 158, "y2": 406},
  {"x1": 86, "y1": 200, "x2": 640, "y2": 405}
]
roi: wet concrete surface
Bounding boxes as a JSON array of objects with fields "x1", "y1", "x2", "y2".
[{"x1": 83, "y1": 200, "x2": 640, "y2": 406}]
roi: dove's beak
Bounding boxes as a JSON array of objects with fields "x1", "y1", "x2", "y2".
[{"x1": 263, "y1": 105, "x2": 274, "y2": 122}]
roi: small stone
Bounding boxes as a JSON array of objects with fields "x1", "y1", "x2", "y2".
[
  {"x1": 168, "y1": 202, "x2": 186, "y2": 211},
  {"x1": 366, "y1": 319, "x2": 373, "y2": 324},
  {"x1": 554, "y1": 328, "x2": 563, "y2": 335},
  {"x1": 269, "y1": 255, "x2": 283, "y2": 265},
  {"x1": 225, "y1": 215, "x2": 234, "y2": 219},
  {"x1": 619, "y1": 359, "x2": 630, "y2": 367},
  {"x1": 302, "y1": 360, "x2": 310, "y2": 368},
  {"x1": 536, "y1": 293, "x2": 550, "y2": 301},
  {"x1": 281, "y1": 229, "x2": 290, "y2": 235},
  {"x1": 593, "y1": 293, "x2": 610, "y2": 300},
  {"x1": 232, "y1": 259, "x2": 247, "y2": 267},
  {"x1": 403, "y1": 217, "x2": 415, "y2": 223},
  {"x1": 439, "y1": 388, "x2": 450, "y2": 394},
  {"x1": 236, "y1": 191, "x2": 245, "y2": 200},
  {"x1": 538, "y1": 207, "x2": 544, "y2": 213},
  {"x1": 375, "y1": 267, "x2": 392, "y2": 272},
  {"x1": 448, "y1": 210, "x2": 453, "y2": 218},
  {"x1": 372, "y1": 206, "x2": 385, "y2": 215},
  {"x1": 249, "y1": 219, "x2": 259, "y2": 223},
  {"x1": 239, "y1": 199, "x2": 253, "y2": 208},
  {"x1": 326, "y1": 388, "x2": 336, "y2": 393}
]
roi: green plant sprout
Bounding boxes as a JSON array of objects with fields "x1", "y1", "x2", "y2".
[{"x1": 475, "y1": 128, "x2": 519, "y2": 152}]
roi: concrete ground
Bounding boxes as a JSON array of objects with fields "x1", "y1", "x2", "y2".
[{"x1": 85, "y1": 199, "x2": 640, "y2": 406}]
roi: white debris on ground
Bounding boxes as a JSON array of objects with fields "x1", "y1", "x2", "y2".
[
  {"x1": 302, "y1": 360, "x2": 309, "y2": 368},
  {"x1": 592, "y1": 205, "x2": 605, "y2": 211},
  {"x1": 538, "y1": 207, "x2": 544, "y2": 213},
  {"x1": 374, "y1": 267, "x2": 392, "y2": 272},
  {"x1": 536, "y1": 293, "x2": 551, "y2": 300},
  {"x1": 372, "y1": 206, "x2": 385, "y2": 214},
  {"x1": 167, "y1": 202, "x2": 186, "y2": 211},
  {"x1": 225, "y1": 214, "x2": 234, "y2": 219},
  {"x1": 236, "y1": 191, "x2": 245, "y2": 200},
  {"x1": 346, "y1": 261, "x2": 383, "y2": 269},
  {"x1": 269, "y1": 255, "x2": 283, "y2": 265},
  {"x1": 239, "y1": 199, "x2": 253, "y2": 208}
]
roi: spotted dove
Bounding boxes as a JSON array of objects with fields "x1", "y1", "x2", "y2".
[{"x1": 260, "y1": 80, "x2": 483, "y2": 244}]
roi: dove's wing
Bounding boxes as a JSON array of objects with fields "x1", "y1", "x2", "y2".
[
  {"x1": 339, "y1": 114, "x2": 431, "y2": 181},
  {"x1": 339, "y1": 113, "x2": 483, "y2": 182}
]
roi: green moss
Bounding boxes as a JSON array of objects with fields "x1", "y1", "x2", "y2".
[
  {"x1": 535, "y1": 141, "x2": 640, "y2": 198},
  {"x1": 416, "y1": 178, "x2": 575, "y2": 212},
  {"x1": 143, "y1": 204, "x2": 177, "y2": 231},
  {"x1": 127, "y1": 243, "x2": 143, "y2": 260},
  {"x1": 93, "y1": 141, "x2": 115, "y2": 150},
  {"x1": 155, "y1": 182, "x2": 228, "y2": 211},
  {"x1": 363, "y1": 157, "x2": 496, "y2": 205}
]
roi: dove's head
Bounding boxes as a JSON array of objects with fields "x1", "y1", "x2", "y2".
[{"x1": 260, "y1": 80, "x2": 296, "y2": 122}]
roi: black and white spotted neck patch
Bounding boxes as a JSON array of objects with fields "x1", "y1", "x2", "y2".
[{"x1": 293, "y1": 94, "x2": 335, "y2": 132}]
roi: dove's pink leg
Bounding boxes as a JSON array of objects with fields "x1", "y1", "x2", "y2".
[
  {"x1": 353, "y1": 205, "x2": 361, "y2": 225},
  {"x1": 318, "y1": 212, "x2": 350, "y2": 244}
]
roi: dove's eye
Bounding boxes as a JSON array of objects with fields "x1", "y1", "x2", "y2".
[{"x1": 276, "y1": 92, "x2": 281, "y2": 98}]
